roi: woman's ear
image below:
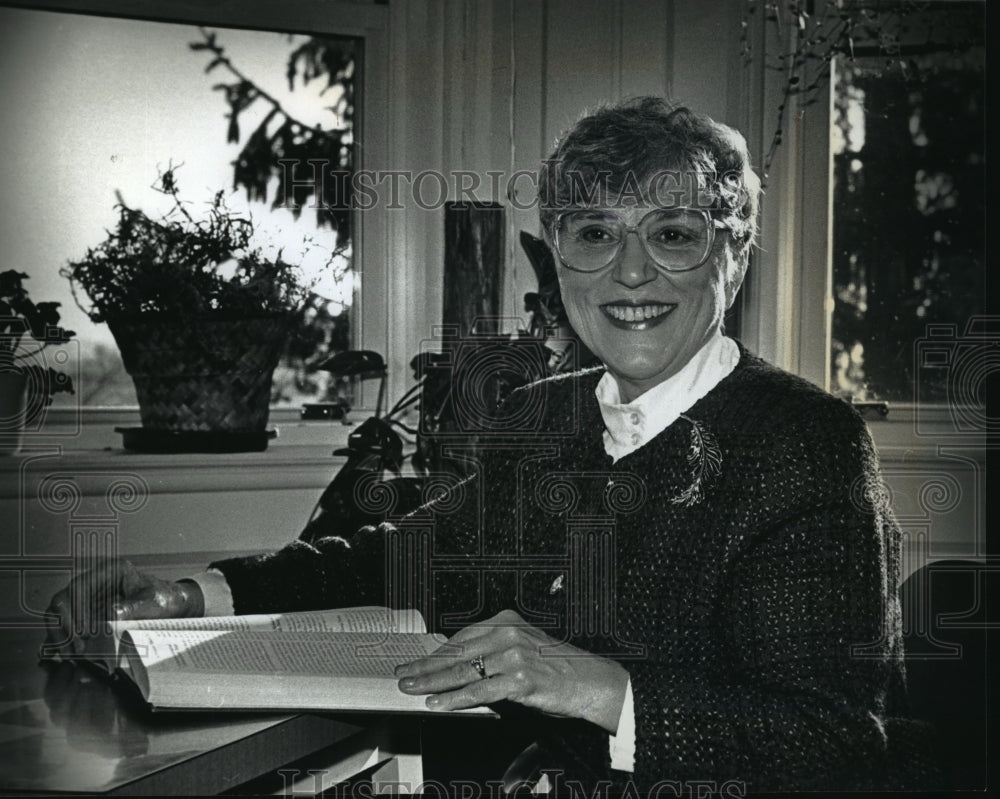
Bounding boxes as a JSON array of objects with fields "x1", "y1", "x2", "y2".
[{"x1": 724, "y1": 250, "x2": 749, "y2": 309}]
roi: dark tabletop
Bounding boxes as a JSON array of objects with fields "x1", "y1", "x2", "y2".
[{"x1": 0, "y1": 626, "x2": 361, "y2": 795}]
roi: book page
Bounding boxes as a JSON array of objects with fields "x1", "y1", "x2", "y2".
[
  {"x1": 113, "y1": 606, "x2": 424, "y2": 639},
  {"x1": 126, "y1": 630, "x2": 446, "y2": 676},
  {"x1": 47, "y1": 607, "x2": 423, "y2": 674}
]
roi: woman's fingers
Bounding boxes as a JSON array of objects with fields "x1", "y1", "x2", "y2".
[
  {"x1": 394, "y1": 609, "x2": 586, "y2": 715},
  {"x1": 43, "y1": 560, "x2": 188, "y2": 658},
  {"x1": 394, "y1": 625, "x2": 495, "y2": 680},
  {"x1": 424, "y1": 672, "x2": 521, "y2": 711},
  {"x1": 398, "y1": 649, "x2": 497, "y2": 693},
  {"x1": 395, "y1": 623, "x2": 526, "y2": 681},
  {"x1": 45, "y1": 572, "x2": 114, "y2": 654},
  {"x1": 394, "y1": 641, "x2": 482, "y2": 681},
  {"x1": 398, "y1": 626, "x2": 542, "y2": 693},
  {"x1": 396, "y1": 609, "x2": 536, "y2": 672}
]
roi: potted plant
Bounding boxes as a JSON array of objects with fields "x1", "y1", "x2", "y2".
[
  {"x1": 62, "y1": 167, "x2": 314, "y2": 451},
  {"x1": 1, "y1": 271, "x2": 76, "y2": 455}
]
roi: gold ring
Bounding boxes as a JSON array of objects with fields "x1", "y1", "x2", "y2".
[{"x1": 470, "y1": 654, "x2": 487, "y2": 680}]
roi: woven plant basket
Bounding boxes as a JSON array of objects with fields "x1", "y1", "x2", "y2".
[{"x1": 108, "y1": 312, "x2": 291, "y2": 432}]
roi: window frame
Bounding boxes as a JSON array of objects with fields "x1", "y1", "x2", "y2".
[
  {"x1": 737, "y1": 1, "x2": 988, "y2": 460},
  {"x1": 7, "y1": 0, "x2": 391, "y2": 448},
  {"x1": 735, "y1": 0, "x2": 832, "y2": 389}
]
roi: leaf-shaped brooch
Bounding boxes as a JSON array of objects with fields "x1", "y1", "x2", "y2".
[{"x1": 669, "y1": 414, "x2": 723, "y2": 507}]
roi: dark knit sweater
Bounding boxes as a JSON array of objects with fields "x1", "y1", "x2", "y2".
[{"x1": 212, "y1": 348, "x2": 935, "y2": 793}]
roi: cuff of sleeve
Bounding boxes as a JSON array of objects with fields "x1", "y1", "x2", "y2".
[
  {"x1": 608, "y1": 678, "x2": 635, "y2": 772},
  {"x1": 184, "y1": 568, "x2": 235, "y2": 617}
]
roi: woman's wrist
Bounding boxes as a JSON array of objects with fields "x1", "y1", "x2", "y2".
[
  {"x1": 173, "y1": 579, "x2": 206, "y2": 618},
  {"x1": 580, "y1": 658, "x2": 631, "y2": 733}
]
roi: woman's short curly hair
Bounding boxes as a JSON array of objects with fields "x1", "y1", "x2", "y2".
[{"x1": 538, "y1": 97, "x2": 761, "y2": 262}]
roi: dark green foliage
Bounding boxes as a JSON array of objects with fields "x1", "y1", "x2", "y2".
[
  {"x1": 61, "y1": 169, "x2": 312, "y2": 324},
  {"x1": 1, "y1": 270, "x2": 76, "y2": 404},
  {"x1": 191, "y1": 28, "x2": 356, "y2": 236},
  {"x1": 1, "y1": 271, "x2": 72, "y2": 342}
]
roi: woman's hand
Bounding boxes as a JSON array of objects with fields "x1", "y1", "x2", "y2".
[
  {"x1": 45, "y1": 560, "x2": 204, "y2": 656},
  {"x1": 394, "y1": 609, "x2": 630, "y2": 733}
]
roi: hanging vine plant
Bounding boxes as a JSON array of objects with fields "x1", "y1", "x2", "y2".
[{"x1": 741, "y1": 0, "x2": 984, "y2": 179}]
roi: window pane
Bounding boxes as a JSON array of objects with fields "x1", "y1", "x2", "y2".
[
  {"x1": 829, "y1": 12, "x2": 984, "y2": 403},
  {"x1": 0, "y1": 7, "x2": 356, "y2": 408}
]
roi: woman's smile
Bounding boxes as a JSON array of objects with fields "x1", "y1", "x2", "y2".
[{"x1": 599, "y1": 301, "x2": 676, "y2": 329}]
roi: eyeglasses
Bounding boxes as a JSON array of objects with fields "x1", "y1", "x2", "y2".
[{"x1": 553, "y1": 208, "x2": 728, "y2": 273}]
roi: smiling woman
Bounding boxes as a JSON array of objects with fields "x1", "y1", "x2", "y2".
[{"x1": 0, "y1": 5, "x2": 357, "y2": 409}]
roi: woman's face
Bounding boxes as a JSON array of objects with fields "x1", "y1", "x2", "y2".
[{"x1": 554, "y1": 203, "x2": 742, "y2": 403}]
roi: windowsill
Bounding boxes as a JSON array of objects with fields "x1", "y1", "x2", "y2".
[
  {"x1": 849, "y1": 402, "x2": 988, "y2": 464},
  {"x1": 0, "y1": 407, "x2": 374, "y2": 499},
  {"x1": 10, "y1": 405, "x2": 363, "y2": 451}
]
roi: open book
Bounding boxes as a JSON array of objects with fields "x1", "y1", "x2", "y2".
[{"x1": 103, "y1": 607, "x2": 493, "y2": 715}]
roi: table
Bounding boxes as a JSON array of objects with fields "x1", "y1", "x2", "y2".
[{"x1": 0, "y1": 628, "x2": 423, "y2": 795}]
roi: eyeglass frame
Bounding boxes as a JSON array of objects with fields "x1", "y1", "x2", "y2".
[{"x1": 552, "y1": 207, "x2": 730, "y2": 274}]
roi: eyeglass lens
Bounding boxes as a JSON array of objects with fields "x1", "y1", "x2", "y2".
[{"x1": 556, "y1": 209, "x2": 713, "y2": 272}]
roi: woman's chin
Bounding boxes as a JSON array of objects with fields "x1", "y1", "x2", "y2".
[{"x1": 605, "y1": 359, "x2": 682, "y2": 394}]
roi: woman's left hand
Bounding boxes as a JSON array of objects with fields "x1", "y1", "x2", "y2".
[{"x1": 394, "y1": 609, "x2": 630, "y2": 733}]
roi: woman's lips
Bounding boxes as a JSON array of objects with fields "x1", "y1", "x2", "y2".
[{"x1": 600, "y1": 302, "x2": 675, "y2": 329}]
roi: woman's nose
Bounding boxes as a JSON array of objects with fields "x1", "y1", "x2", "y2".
[{"x1": 612, "y1": 231, "x2": 657, "y2": 287}]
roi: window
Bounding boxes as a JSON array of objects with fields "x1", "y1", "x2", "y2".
[
  {"x1": 745, "y1": 0, "x2": 986, "y2": 415},
  {"x1": 0, "y1": 1, "x2": 387, "y2": 420},
  {"x1": 829, "y1": 14, "x2": 985, "y2": 403}
]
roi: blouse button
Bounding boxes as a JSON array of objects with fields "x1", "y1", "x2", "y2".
[
  {"x1": 631, "y1": 433, "x2": 641, "y2": 445},
  {"x1": 629, "y1": 413, "x2": 640, "y2": 425}
]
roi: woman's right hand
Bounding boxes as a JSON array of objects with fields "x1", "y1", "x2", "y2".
[{"x1": 45, "y1": 560, "x2": 204, "y2": 656}]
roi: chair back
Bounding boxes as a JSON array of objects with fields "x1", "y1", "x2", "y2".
[{"x1": 900, "y1": 558, "x2": 993, "y2": 790}]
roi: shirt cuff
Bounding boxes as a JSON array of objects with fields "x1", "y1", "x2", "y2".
[
  {"x1": 608, "y1": 678, "x2": 635, "y2": 772},
  {"x1": 183, "y1": 568, "x2": 235, "y2": 617}
]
